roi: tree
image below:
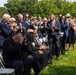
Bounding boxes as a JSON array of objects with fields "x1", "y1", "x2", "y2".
[
  {"x1": 0, "y1": 7, "x2": 8, "y2": 17},
  {"x1": 4, "y1": 0, "x2": 21, "y2": 17},
  {"x1": 70, "y1": 2, "x2": 76, "y2": 18},
  {"x1": 4, "y1": 0, "x2": 76, "y2": 18}
]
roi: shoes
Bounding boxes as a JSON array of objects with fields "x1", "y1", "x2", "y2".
[
  {"x1": 47, "y1": 60, "x2": 52, "y2": 64},
  {"x1": 56, "y1": 57, "x2": 59, "y2": 60},
  {"x1": 45, "y1": 66, "x2": 49, "y2": 69}
]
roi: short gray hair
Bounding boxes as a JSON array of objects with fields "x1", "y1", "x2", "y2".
[
  {"x1": 2, "y1": 14, "x2": 10, "y2": 20},
  {"x1": 18, "y1": 14, "x2": 23, "y2": 18}
]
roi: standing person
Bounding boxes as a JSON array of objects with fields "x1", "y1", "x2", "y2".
[
  {"x1": 23, "y1": 13, "x2": 30, "y2": 29},
  {"x1": 38, "y1": 18, "x2": 47, "y2": 38},
  {"x1": 65, "y1": 13, "x2": 71, "y2": 49},
  {"x1": 17, "y1": 14, "x2": 26, "y2": 35},
  {"x1": 9, "y1": 17, "x2": 20, "y2": 35},
  {"x1": 60, "y1": 15, "x2": 69, "y2": 54},
  {"x1": 34, "y1": 28, "x2": 52, "y2": 64},
  {"x1": 68, "y1": 19, "x2": 76, "y2": 50},
  {"x1": 0, "y1": 14, "x2": 13, "y2": 52},
  {"x1": 47, "y1": 14, "x2": 60, "y2": 60},
  {"x1": 38, "y1": 17, "x2": 42, "y2": 24},
  {"x1": 26, "y1": 17, "x2": 36, "y2": 30},
  {"x1": 58, "y1": 14, "x2": 62, "y2": 23}
]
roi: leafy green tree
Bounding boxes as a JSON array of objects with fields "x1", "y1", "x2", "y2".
[
  {"x1": 4, "y1": 0, "x2": 76, "y2": 18},
  {"x1": 70, "y1": 2, "x2": 76, "y2": 18},
  {"x1": 4, "y1": 0, "x2": 21, "y2": 17},
  {"x1": 0, "y1": 7, "x2": 8, "y2": 17}
]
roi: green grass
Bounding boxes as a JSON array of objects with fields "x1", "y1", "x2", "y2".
[{"x1": 40, "y1": 45, "x2": 76, "y2": 75}]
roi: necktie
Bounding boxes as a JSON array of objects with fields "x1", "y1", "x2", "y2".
[{"x1": 6, "y1": 24, "x2": 9, "y2": 28}]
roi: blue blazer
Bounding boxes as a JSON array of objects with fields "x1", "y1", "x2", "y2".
[
  {"x1": 60, "y1": 22, "x2": 69, "y2": 37},
  {"x1": 0, "y1": 20, "x2": 13, "y2": 46}
]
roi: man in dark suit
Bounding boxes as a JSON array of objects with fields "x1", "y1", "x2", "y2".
[
  {"x1": 0, "y1": 14, "x2": 13, "y2": 52},
  {"x1": 47, "y1": 14, "x2": 61, "y2": 60},
  {"x1": 2, "y1": 33, "x2": 35, "y2": 75},
  {"x1": 24, "y1": 32, "x2": 48, "y2": 71},
  {"x1": 23, "y1": 13, "x2": 29, "y2": 29},
  {"x1": 16, "y1": 14, "x2": 26, "y2": 35}
]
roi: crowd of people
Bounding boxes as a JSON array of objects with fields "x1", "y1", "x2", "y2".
[{"x1": 0, "y1": 13, "x2": 76, "y2": 75}]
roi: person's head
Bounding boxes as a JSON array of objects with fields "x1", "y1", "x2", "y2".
[
  {"x1": 61, "y1": 15, "x2": 66, "y2": 23},
  {"x1": 38, "y1": 16, "x2": 42, "y2": 21},
  {"x1": 58, "y1": 14, "x2": 62, "y2": 18},
  {"x1": 0, "y1": 18, "x2": 2, "y2": 22},
  {"x1": 69, "y1": 19, "x2": 74, "y2": 25},
  {"x1": 12, "y1": 33, "x2": 24, "y2": 44},
  {"x1": 43, "y1": 17, "x2": 47, "y2": 24},
  {"x1": 58, "y1": 14, "x2": 62, "y2": 22},
  {"x1": 30, "y1": 16, "x2": 35, "y2": 24},
  {"x1": 66, "y1": 13, "x2": 70, "y2": 18},
  {"x1": 50, "y1": 14, "x2": 56, "y2": 21},
  {"x1": 33, "y1": 27, "x2": 38, "y2": 37},
  {"x1": 9, "y1": 17, "x2": 17, "y2": 27},
  {"x1": 17, "y1": 14, "x2": 23, "y2": 22},
  {"x1": 47, "y1": 17, "x2": 50, "y2": 22},
  {"x1": 26, "y1": 32, "x2": 35, "y2": 42},
  {"x1": 24, "y1": 13, "x2": 29, "y2": 21},
  {"x1": 2, "y1": 14, "x2": 11, "y2": 23},
  {"x1": 33, "y1": 16, "x2": 37, "y2": 23}
]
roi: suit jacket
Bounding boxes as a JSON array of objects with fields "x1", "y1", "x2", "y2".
[
  {"x1": 16, "y1": 20, "x2": 27, "y2": 35},
  {"x1": 2, "y1": 37, "x2": 22, "y2": 63},
  {"x1": 22, "y1": 39, "x2": 40, "y2": 55},
  {"x1": 17, "y1": 20, "x2": 26, "y2": 28},
  {"x1": 23, "y1": 20, "x2": 29, "y2": 29},
  {"x1": 47, "y1": 20, "x2": 60, "y2": 41},
  {"x1": 0, "y1": 20, "x2": 13, "y2": 46}
]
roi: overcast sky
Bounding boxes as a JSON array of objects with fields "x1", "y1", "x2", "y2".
[{"x1": 0, "y1": 0, "x2": 76, "y2": 7}]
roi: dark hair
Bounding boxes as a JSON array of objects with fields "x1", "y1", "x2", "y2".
[
  {"x1": 26, "y1": 32, "x2": 34, "y2": 42},
  {"x1": 61, "y1": 15, "x2": 66, "y2": 23},
  {"x1": 30, "y1": 25, "x2": 36, "y2": 30}
]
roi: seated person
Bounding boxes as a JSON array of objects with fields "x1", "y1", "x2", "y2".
[
  {"x1": 2, "y1": 33, "x2": 39, "y2": 75},
  {"x1": 33, "y1": 28, "x2": 52, "y2": 64},
  {"x1": 22, "y1": 30, "x2": 51, "y2": 71}
]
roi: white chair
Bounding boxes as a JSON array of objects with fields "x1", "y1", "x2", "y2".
[
  {"x1": 0, "y1": 52, "x2": 5, "y2": 68},
  {"x1": 0, "y1": 52, "x2": 15, "y2": 75},
  {"x1": 0, "y1": 68, "x2": 15, "y2": 75}
]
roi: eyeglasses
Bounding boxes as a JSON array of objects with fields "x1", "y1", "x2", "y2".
[{"x1": 12, "y1": 21, "x2": 16, "y2": 22}]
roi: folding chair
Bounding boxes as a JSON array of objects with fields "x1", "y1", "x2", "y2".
[
  {"x1": 0, "y1": 52, "x2": 15, "y2": 75},
  {"x1": 0, "y1": 52, "x2": 5, "y2": 68}
]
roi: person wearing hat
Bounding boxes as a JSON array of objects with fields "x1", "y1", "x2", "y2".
[{"x1": 65, "y1": 13, "x2": 71, "y2": 23}]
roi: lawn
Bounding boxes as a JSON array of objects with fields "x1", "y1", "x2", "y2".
[{"x1": 40, "y1": 45, "x2": 76, "y2": 75}]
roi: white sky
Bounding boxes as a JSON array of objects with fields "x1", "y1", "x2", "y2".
[
  {"x1": 0, "y1": 0, "x2": 7, "y2": 7},
  {"x1": 68, "y1": 0, "x2": 76, "y2": 2},
  {"x1": 0, "y1": 0, "x2": 76, "y2": 7}
]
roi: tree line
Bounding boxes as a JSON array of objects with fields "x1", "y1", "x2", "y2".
[{"x1": 0, "y1": 0, "x2": 76, "y2": 18}]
